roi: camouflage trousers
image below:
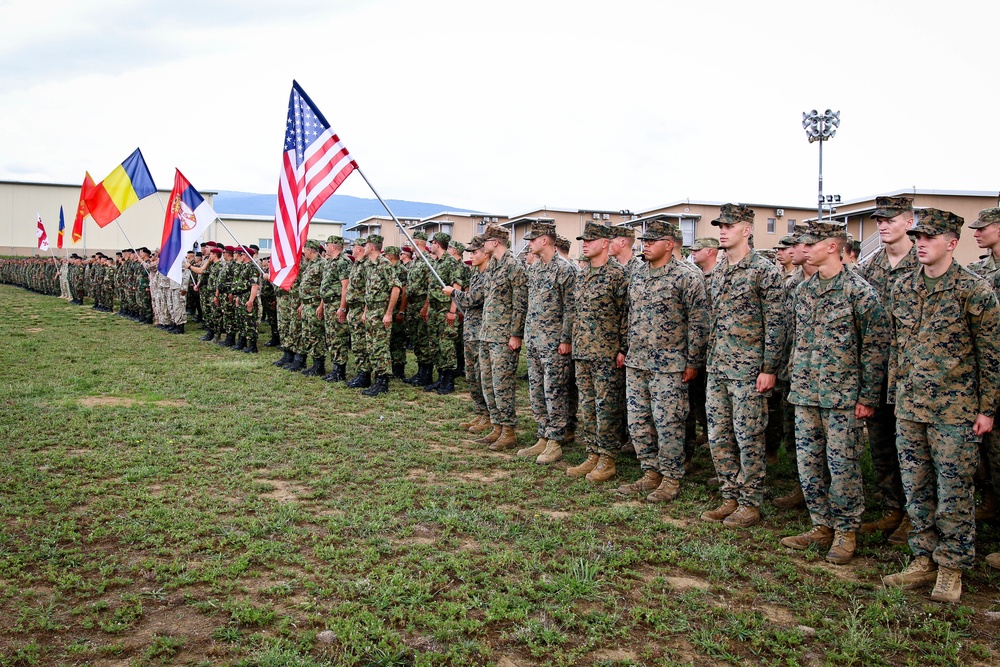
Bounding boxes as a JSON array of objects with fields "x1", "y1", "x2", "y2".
[
  {"x1": 867, "y1": 395, "x2": 906, "y2": 510},
  {"x1": 391, "y1": 317, "x2": 407, "y2": 366},
  {"x1": 479, "y1": 342, "x2": 518, "y2": 427},
  {"x1": 276, "y1": 294, "x2": 294, "y2": 351},
  {"x1": 200, "y1": 288, "x2": 214, "y2": 329},
  {"x1": 526, "y1": 343, "x2": 572, "y2": 442},
  {"x1": 238, "y1": 298, "x2": 260, "y2": 343},
  {"x1": 464, "y1": 338, "x2": 487, "y2": 415},
  {"x1": 348, "y1": 306, "x2": 370, "y2": 373},
  {"x1": 897, "y1": 419, "x2": 979, "y2": 570},
  {"x1": 626, "y1": 367, "x2": 687, "y2": 480},
  {"x1": 323, "y1": 310, "x2": 351, "y2": 365},
  {"x1": 407, "y1": 305, "x2": 432, "y2": 364},
  {"x1": 300, "y1": 301, "x2": 324, "y2": 357},
  {"x1": 286, "y1": 300, "x2": 303, "y2": 353},
  {"x1": 167, "y1": 288, "x2": 187, "y2": 325},
  {"x1": 706, "y1": 374, "x2": 768, "y2": 507},
  {"x1": 575, "y1": 358, "x2": 625, "y2": 458},
  {"x1": 364, "y1": 304, "x2": 392, "y2": 376},
  {"x1": 794, "y1": 406, "x2": 865, "y2": 532},
  {"x1": 427, "y1": 307, "x2": 458, "y2": 372}
]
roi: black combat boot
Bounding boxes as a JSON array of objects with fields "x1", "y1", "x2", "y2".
[
  {"x1": 200, "y1": 329, "x2": 215, "y2": 342},
  {"x1": 346, "y1": 371, "x2": 372, "y2": 389},
  {"x1": 232, "y1": 336, "x2": 246, "y2": 352},
  {"x1": 361, "y1": 374, "x2": 389, "y2": 397},
  {"x1": 219, "y1": 333, "x2": 236, "y2": 347},
  {"x1": 285, "y1": 353, "x2": 306, "y2": 372},
  {"x1": 322, "y1": 364, "x2": 345, "y2": 382},
  {"x1": 302, "y1": 356, "x2": 326, "y2": 377},
  {"x1": 273, "y1": 349, "x2": 293, "y2": 367},
  {"x1": 391, "y1": 363, "x2": 406, "y2": 380},
  {"x1": 435, "y1": 370, "x2": 455, "y2": 395},
  {"x1": 173, "y1": 324, "x2": 184, "y2": 335},
  {"x1": 404, "y1": 363, "x2": 427, "y2": 385},
  {"x1": 243, "y1": 340, "x2": 258, "y2": 353},
  {"x1": 423, "y1": 368, "x2": 442, "y2": 392},
  {"x1": 263, "y1": 331, "x2": 280, "y2": 347}
]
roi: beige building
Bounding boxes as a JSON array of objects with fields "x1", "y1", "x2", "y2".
[
  {"x1": 410, "y1": 212, "x2": 508, "y2": 248},
  {"x1": 212, "y1": 214, "x2": 344, "y2": 255},
  {"x1": 503, "y1": 207, "x2": 639, "y2": 257},
  {"x1": 346, "y1": 215, "x2": 422, "y2": 248}
]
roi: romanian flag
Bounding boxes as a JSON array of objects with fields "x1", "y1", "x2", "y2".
[
  {"x1": 57, "y1": 206, "x2": 65, "y2": 249},
  {"x1": 72, "y1": 172, "x2": 95, "y2": 243},
  {"x1": 85, "y1": 149, "x2": 157, "y2": 228}
]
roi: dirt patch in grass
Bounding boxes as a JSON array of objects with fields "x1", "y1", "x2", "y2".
[
  {"x1": 661, "y1": 515, "x2": 691, "y2": 529},
  {"x1": 258, "y1": 479, "x2": 310, "y2": 501},
  {"x1": 536, "y1": 510, "x2": 572, "y2": 519},
  {"x1": 25, "y1": 327, "x2": 43, "y2": 333},
  {"x1": 80, "y1": 396, "x2": 137, "y2": 408},
  {"x1": 665, "y1": 575, "x2": 711, "y2": 591},
  {"x1": 453, "y1": 469, "x2": 510, "y2": 483},
  {"x1": 760, "y1": 604, "x2": 797, "y2": 626},
  {"x1": 592, "y1": 648, "x2": 639, "y2": 662},
  {"x1": 154, "y1": 399, "x2": 189, "y2": 407}
]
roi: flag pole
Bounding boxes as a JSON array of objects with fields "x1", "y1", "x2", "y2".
[
  {"x1": 213, "y1": 216, "x2": 268, "y2": 280},
  {"x1": 114, "y1": 219, "x2": 141, "y2": 255}
]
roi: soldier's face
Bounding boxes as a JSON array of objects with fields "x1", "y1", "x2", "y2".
[
  {"x1": 914, "y1": 233, "x2": 957, "y2": 266},
  {"x1": 581, "y1": 238, "x2": 607, "y2": 258},
  {"x1": 641, "y1": 238, "x2": 669, "y2": 263},
  {"x1": 973, "y1": 222, "x2": 1000, "y2": 249},
  {"x1": 790, "y1": 243, "x2": 809, "y2": 266},
  {"x1": 717, "y1": 222, "x2": 748, "y2": 249},
  {"x1": 876, "y1": 214, "x2": 912, "y2": 244}
]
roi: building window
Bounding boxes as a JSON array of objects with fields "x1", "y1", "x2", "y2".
[
  {"x1": 788, "y1": 219, "x2": 796, "y2": 233},
  {"x1": 767, "y1": 218, "x2": 776, "y2": 233},
  {"x1": 441, "y1": 223, "x2": 453, "y2": 237},
  {"x1": 680, "y1": 219, "x2": 695, "y2": 247},
  {"x1": 258, "y1": 239, "x2": 273, "y2": 250}
]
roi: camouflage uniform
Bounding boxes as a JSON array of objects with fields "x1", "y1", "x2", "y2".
[
  {"x1": 706, "y1": 247, "x2": 786, "y2": 508},
  {"x1": 297, "y1": 253, "x2": 325, "y2": 357},
  {"x1": 389, "y1": 256, "x2": 409, "y2": 368},
  {"x1": 453, "y1": 252, "x2": 488, "y2": 417},
  {"x1": 406, "y1": 240, "x2": 432, "y2": 366},
  {"x1": 967, "y1": 244, "x2": 1000, "y2": 506},
  {"x1": 888, "y1": 220, "x2": 1000, "y2": 570},
  {"x1": 427, "y1": 249, "x2": 463, "y2": 373},
  {"x1": 525, "y1": 233, "x2": 577, "y2": 443},
  {"x1": 320, "y1": 251, "x2": 352, "y2": 366},
  {"x1": 364, "y1": 253, "x2": 401, "y2": 376},
  {"x1": 347, "y1": 253, "x2": 370, "y2": 373},
  {"x1": 478, "y1": 244, "x2": 528, "y2": 428}
]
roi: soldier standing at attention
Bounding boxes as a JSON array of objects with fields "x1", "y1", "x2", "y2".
[
  {"x1": 882, "y1": 209, "x2": 1000, "y2": 603},
  {"x1": 345, "y1": 238, "x2": 372, "y2": 388},
  {"x1": 384, "y1": 246, "x2": 409, "y2": 380},
  {"x1": 238, "y1": 246, "x2": 261, "y2": 353},
  {"x1": 516, "y1": 221, "x2": 576, "y2": 465},
  {"x1": 701, "y1": 204, "x2": 785, "y2": 528},
  {"x1": 473, "y1": 224, "x2": 527, "y2": 451},
  {"x1": 566, "y1": 222, "x2": 629, "y2": 483},
  {"x1": 422, "y1": 232, "x2": 463, "y2": 394},
  {"x1": 297, "y1": 240, "x2": 327, "y2": 377},
  {"x1": 359, "y1": 235, "x2": 401, "y2": 396},
  {"x1": 404, "y1": 231, "x2": 433, "y2": 386},
  {"x1": 616, "y1": 220, "x2": 710, "y2": 502},
  {"x1": 610, "y1": 227, "x2": 641, "y2": 277},
  {"x1": 859, "y1": 196, "x2": 919, "y2": 543},
  {"x1": 448, "y1": 241, "x2": 471, "y2": 375},
  {"x1": 320, "y1": 236, "x2": 352, "y2": 382},
  {"x1": 779, "y1": 222, "x2": 889, "y2": 564}
]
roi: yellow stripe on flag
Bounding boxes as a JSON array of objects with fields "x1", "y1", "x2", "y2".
[{"x1": 102, "y1": 165, "x2": 141, "y2": 212}]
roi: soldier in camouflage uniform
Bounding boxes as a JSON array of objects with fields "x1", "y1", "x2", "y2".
[
  {"x1": 610, "y1": 226, "x2": 642, "y2": 278},
  {"x1": 449, "y1": 241, "x2": 472, "y2": 375},
  {"x1": 514, "y1": 221, "x2": 576, "y2": 465},
  {"x1": 778, "y1": 222, "x2": 889, "y2": 564},
  {"x1": 231, "y1": 247, "x2": 261, "y2": 351},
  {"x1": 296, "y1": 240, "x2": 327, "y2": 376},
  {"x1": 882, "y1": 209, "x2": 1000, "y2": 603},
  {"x1": 215, "y1": 247, "x2": 238, "y2": 346},
  {"x1": 193, "y1": 245, "x2": 221, "y2": 340},
  {"x1": 346, "y1": 239, "x2": 372, "y2": 388},
  {"x1": 615, "y1": 220, "x2": 710, "y2": 502},
  {"x1": 422, "y1": 232, "x2": 463, "y2": 394},
  {"x1": 137, "y1": 248, "x2": 155, "y2": 324},
  {"x1": 320, "y1": 236, "x2": 352, "y2": 382},
  {"x1": 384, "y1": 246, "x2": 409, "y2": 379},
  {"x1": 472, "y1": 225, "x2": 528, "y2": 451},
  {"x1": 701, "y1": 204, "x2": 786, "y2": 528},
  {"x1": 259, "y1": 256, "x2": 279, "y2": 347},
  {"x1": 858, "y1": 196, "x2": 919, "y2": 542},
  {"x1": 404, "y1": 231, "x2": 434, "y2": 386},
  {"x1": 446, "y1": 235, "x2": 490, "y2": 432},
  {"x1": 359, "y1": 235, "x2": 401, "y2": 396}
]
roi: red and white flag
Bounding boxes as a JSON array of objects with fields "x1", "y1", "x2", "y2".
[
  {"x1": 270, "y1": 80, "x2": 358, "y2": 289},
  {"x1": 36, "y1": 213, "x2": 50, "y2": 251}
]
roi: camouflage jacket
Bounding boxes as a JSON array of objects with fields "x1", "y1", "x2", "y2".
[
  {"x1": 346, "y1": 257, "x2": 368, "y2": 308},
  {"x1": 478, "y1": 251, "x2": 528, "y2": 344},
  {"x1": 210, "y1": 260, "x2": 230, "y2": 293},
  {"x1": 320, "y1": 254, "x2": 351, "y2": 303},
  {"x1": 859, "y1": 244, "x2": 919, "y2": 301},
  {"x1": 298, "y1": 256, "x2": 324, "y2": 305},
  {"x1": 888, "y1": 261, "x2": 1000, "y2": 423},
  {"x1": 572, "y1": 259, "x2": 629, "y2": 361},
  {"x1": 968, "y1": 253, "x2": 1000, "y2": 292},
  {"x1": 454, "y1": 269, "x2": 487, "y2": 341},
  {"x1": 365, "y1": 255, "x2": 401, "y2": 307},
  {"x1": 428, "y1": 254, "x2": 462, "y2": 308},
  {"x1": 626, "y1": 257, "x2": 710, "y2": 373},
  {"x1": 706, "y1": 249, "x2": 786, "y2": 380},
  {"x1": 406, "y1": 251, "x2": 432, "y2": 301},
  {"x1": 787, "y1": 269, "x2": 889, "y2": 409},
  {"x1": 526, "y1": 255, "x2": 576, "y2": 348}
]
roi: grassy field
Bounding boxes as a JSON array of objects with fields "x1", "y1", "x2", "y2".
[{"x1": 1, "y1": 284, "x2": 999, "y2": 667}]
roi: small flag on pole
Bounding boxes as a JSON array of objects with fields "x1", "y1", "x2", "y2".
[
  {"x1": 85, "y1": 148, "x2": 157, "y2": 228},
  {"x1": 158, "y1": 169, "x2": 217, "y2": 283},
  {"x1": 270, "y1": 80, "x2": 358, "y2": 289},
  {"x1": 57, "y1": 206, "x2": 65, "y2": 249},
  {"x1": 72, "y1": 172, "x2": 95, "y2": 243},
  {"x1": 37, "y1": 214, "x2": 50, "y2": 251}
]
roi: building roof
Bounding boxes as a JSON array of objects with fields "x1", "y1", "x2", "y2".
[
  {"x1": 0, "y1": 178, "x2": 219, "y2": 196},
  {"x1": 638, "y1": 198, "x2": 814, "y2": 215}
]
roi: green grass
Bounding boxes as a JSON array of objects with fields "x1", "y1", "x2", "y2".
[{"x1": 1, "y1": 284, "x2": 999, "y2": 666}]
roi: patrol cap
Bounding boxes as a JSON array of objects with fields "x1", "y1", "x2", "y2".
[
  {"x1": 576, "y1": 221, "x2": 613, "y2": 241},
  {"x1": 775, "y1": 235, "x2": 797, "y2": 249},
  {"x1": 798, "y1": 221, "x2": 848, "y2": 245},
  {"x1": 907, "y1": 208, "x2": 964, "y2": 238},
  {"x1": 692, "y1": 237, "x2": 721, "y2": 250},
  {"x1": 871, "y1": 195, "x2": 914, "y2": 219},
  {"x1": 638, "y1": 219, "x2": 680, "y2": 241},
  {"x1": 304, "y1": 239, "x2": 323, "y2": 251},
  {"x1": 451, "y1": 241, "x2": 465, "y2": 253},
  {"x1": 352, "y1": 237, "x2": 366, "y2": 247},
  {"x1": 431, "y1": 232, "x2": 451, "y2": 245},
  {"x1": 367, "y1": 234, "x2": 384, "y2": 245},
  {"x1": 758, "y1": 249, "x2": 777, "y2": 263},
  {"x1": 612, "y1": 226, "x2": 636, "y2": 240},
  {"x1": 969, "y1": 207, "x2": 1000, "y2": 229},
  {"x1": 412, "y1": 231, "x2": 429, "y2": 241},
  {"x1": 326, "y1": 235, "x2": 344, "y2": 244},
  {"x1": 384, "y1": 245, "x2": 401, "y2": 257},
  {"x1": 484, "y1": 224, "x2": 510, "y2": 243},
  {"x1": 711, "y1": 203, "x2": 755, "y2": 226},
  {"x1": 555, "y1": 235, "x2": 571, "y2": 252},
  {"x1": 522, "y1": 221, "x2": 557, "y2": 240},
  {"x1": 466, "y1": 235, "x2": 486, "y2": 251}
]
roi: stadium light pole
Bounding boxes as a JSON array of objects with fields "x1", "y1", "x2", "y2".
[{"x1": 802, "y1": 109, "x2": 840, "y2": 222}]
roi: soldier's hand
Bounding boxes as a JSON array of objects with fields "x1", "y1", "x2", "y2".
[
  {"x1": 446, "y1": 312, "x2": 456, "y2": 326},
  {"x1": 755, "y1": 372, "x2": 776, "y2": 394},
  {"x1": 508, "y1": 336, "x2": 522, "y2": 352},
  {"x1": 855, "y1": 403, "x2": 875, "y2": 419},
  {"x1": 442, "y1": 286, "x2": 455, "y2": 296},
  {"x1": 383, "y1": 313, "x2": 392, "y2": 329},
  {"x1": 682, "y1": 367, "x2": 698, "y2": 383},
  {"x1": 974, "y1": 414, "x2": 994, "y2": 436},
  {"x1": 246, "y1": 300, "x2": 253, "y2": 313},
  {"x1": 316, "y1": 305, "x2": 323, "y2": 321},
  {"x1": 395, "y1": 312, "x2": 405, "y2": 323},
  {"x1": 420, "y1": 304, "x2": 429, "y2": 322},
  {"x1": 337, "y1": 308, "x2": 347, "y2": 324},
  {"x1": 558, "y1": 343, "x2": 571, "y2": 356},
  {"x1": 615, "y1": 352, "x2": 626, "y2": 368}
]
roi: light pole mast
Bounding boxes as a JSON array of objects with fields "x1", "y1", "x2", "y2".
[{"x1": 802, "y1": 109, "x2": 841, "y2": 222}]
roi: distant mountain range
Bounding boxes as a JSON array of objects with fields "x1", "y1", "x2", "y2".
[{"x1": 213, "y1": 191, "x2": 480, "y2": 224}]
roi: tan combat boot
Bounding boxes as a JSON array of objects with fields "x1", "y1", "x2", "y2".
[
  {"x1": 647, "y1": 477, "x2": 681, "y2": 504},
  {"x1": 825, "y1": 530, "x2": 856, "y2": 565},
  {"x1": 535, "y1": 440, "x2": 563, "y2": 464},
  {"x1": 975, "y1": 488, "x2": 997, "y2": 521},
  {"x1": 468, "y1": 416, "x2": 493, "y2": 434},
  {"x1": 861, "y1": 508, "x2": 904, "y2": 535},
  {"x1": 615, "y1": 470, "x2": 663, "y2": 495},
  {"x1": 585, "y1": 455, "x2": 617, "y2": 483},
  {"x1": 566, "y1": 454, "x2": 599, "y2": 477},
  {"x1": 472, "y1": 424, "x2": 502, "y2": 444},
  {"x1": 887, "y1": 515, "x2": 912, "y2": 546},
  {"x1": 723, "y1": 505, "x2": 761, "y2": 528},
  {"x1": 984, "y1": 552, "x2": 1000, "y2": 569},
  {"x1": 489, "y1": 426, "x2": 519, "y2": 451},
  {"x1": 930, "y1": 566, "x2": 962, "y2": 603},
  {"x1": 701, "y1": 499, "x2": 738, "y2": 522},
  {"x1": 460, "y1": 414, "x2": 485, "y2": 429},
  {"x1": 773, "y1": 487, "x2": 806, "y2": 510},
  {"x1": 516, "y1": 438, "x2": 548, "y2": 458},
  {"x1": 882, "y1": 555, "x2": 937, "y2": 590},
  {"x1": 779, "y1": 525, "x2": 834, "y2": 550}
]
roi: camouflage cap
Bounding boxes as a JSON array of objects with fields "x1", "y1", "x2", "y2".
[
  {"x1": 638, "y1": 219, "x2": 680, "y2": 241},
  {"x1": 775, "y1": 235, "x2": 797, "y2": 249},
  {"x1": 466, "y1": 235, "x2": 486, "y2": 251},
  {"x1": 907, "y1": 208, "x2": 964, "y2": 238},
  {"x1": 576, "y1": 221, "x2": 614, "y2": 241},
  {"x1": 612, "y1": 226, "x2": 636, "y2": 239},
  {"x1": 326, "y1": 235, "x2": 344, "y2": 244},
  {"x1": 367, "y1": 234, "x2": 384, "y2": 245},
  {"x1": 969, "y1": 207, "x2": 1000, "y2": 229},
  {"x1": 483, "y1": 224, "x2": 510, "y2": 243},
  {"x1": 871, "y1": 195, "x2": 914, "y2": 219},
  {"x1": 799, "y1": 221, "x2": 848, "y2": 245},
  {"x1": 555, "y1": 235, "x2": 571, "y2": 252},
  {"x1": 432, "y1": 232, "x2": 451, "y2": 245},
  {"x1": 522, "y1": 221, "x2": 557, "y2": 240},
  {"x1": 451, "y1": 241, "x2": 466, "y2": 253},
  {"x1": 384, "y1": 245, "x2": 401, "y2": 257},
  {"x1": 757, "y1": 249, "x2": 777, "y2": 263},
  {"x1": 711, "y1": 203, "x2": 755, "y2": 226},
  {"x1": 352, "y1": 237, "x2": 366, "y2": 247},
  {"x1": 691, "y1": 237, "x2": 721, "y2": 250},
  {"x1": 411, "y1": 231, "x2": 429, "y2": 241},
  {"x1": 304, "y1": 239, "x2": 323, "y2": 252}
]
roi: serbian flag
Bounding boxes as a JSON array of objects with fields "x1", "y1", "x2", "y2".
[
  {"x1": 85, "y1": 148, "x2": 157, "y2": 227},
  {"x1": 72, "y1": 172, "x2": 95, "y2": 243},
  {"x1": 57, "y1": 206, "x2": 65, "y2": 249},
  {"x1": 158, "y1": 169, "x2": 217, "y2": 283},
  {"x1": 270, "y1": 81, "x2": 358, "y2": 289},
  {"x1": 37, "y1": 214, "x2": 50, "y2": 251}
]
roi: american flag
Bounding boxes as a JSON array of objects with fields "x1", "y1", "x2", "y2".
[{"x1": 270, "y1": 81, "x2": 358, "y2": 289}]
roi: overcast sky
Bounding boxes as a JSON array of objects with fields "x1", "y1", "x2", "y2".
[{"x1": 1, "y1": 0, "x2": 996, "y2": 217}]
